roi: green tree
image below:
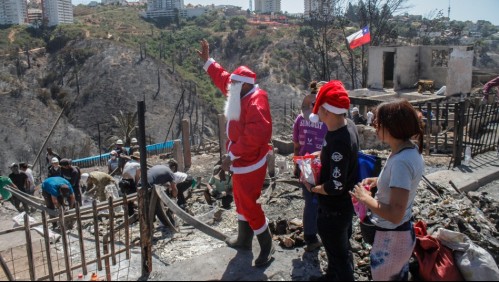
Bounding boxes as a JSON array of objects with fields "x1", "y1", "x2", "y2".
[{"x1": 229, "y1": 16, "x2": 247, "y2": 31}]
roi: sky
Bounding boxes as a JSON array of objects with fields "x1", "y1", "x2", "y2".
[{"x1": 72, "y1": 0, "x2": 499, "y2": 25}]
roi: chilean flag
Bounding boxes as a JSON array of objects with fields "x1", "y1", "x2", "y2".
[{"x1": 347, "y1": 26, "x2": 371, "y2": 49}]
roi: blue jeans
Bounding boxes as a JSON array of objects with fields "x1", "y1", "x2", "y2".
[
  {"x1": 317, "y1": 204, "x2": 354, "y2": 281},
  {"x1": 301, "y1": 184, "x2": 319, "y2": 244}
]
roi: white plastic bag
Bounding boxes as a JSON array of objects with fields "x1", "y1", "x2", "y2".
[
  {"x1": 12, "y1": 212, "x2": 36, "y2": 227},
  {"x1": 434, "y1": 228, "x2": 499, "y2": 281},
  {"x1": 32, "y1": 226, "x2": 61, "y2": 244}
]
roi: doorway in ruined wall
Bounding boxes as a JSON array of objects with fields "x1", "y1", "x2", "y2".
[{"x1": 383, "y1": 52, "x2": 395, "y2": 88}]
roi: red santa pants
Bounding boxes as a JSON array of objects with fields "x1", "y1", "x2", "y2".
[{"x1": 232, "y1": 164, "x2": 268, "y2": 235}]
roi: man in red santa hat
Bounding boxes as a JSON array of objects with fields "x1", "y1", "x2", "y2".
[
  {"x1": 302, "y1": 80, "x2": 359, "y2": 280},
  {"x1": 197, "y1": 39, "x2": 274, "y2": 267}
]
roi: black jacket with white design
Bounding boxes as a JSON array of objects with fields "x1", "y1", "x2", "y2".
[{"x1": 318, "y1": 119, "x2": 359, "y2": 209}]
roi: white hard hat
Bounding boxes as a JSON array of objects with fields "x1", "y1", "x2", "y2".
[
  {"x1": 51, "y1": 157, "x2": 59, "y2": 163},
  {"x1": 116, "y1": 139, "x2": 124, "y2": 145},
  {"x1": 131, "y1": 138, "x2": 138, "y2": 143}
]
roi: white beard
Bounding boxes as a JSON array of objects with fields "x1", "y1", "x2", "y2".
[{"x1": 224, "y1": 82, "x2": 242, "y2": 121}]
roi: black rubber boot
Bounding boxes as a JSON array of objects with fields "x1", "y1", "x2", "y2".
[
  {"x1": 226, "y1": 220, "x2": 253, "y2": 250},
  {"x1": 254, "y1": 226, "x2": 275, "y2": 267}
]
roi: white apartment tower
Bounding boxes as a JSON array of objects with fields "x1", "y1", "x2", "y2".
[
  {"x1": 255, "y1": 0, "x2": 280, "y2": 14},
  {"x1": 146, "y1": 0, "x2": 184, "y2": 18},
  {"x1": 0, "y1": 0, "x2": 28, "y2": 25},
  {"x1": 304, "y1": 0, "x2": 335, "y2": 18},
  {"x1": 42, "y1": 0, "x2": 73, "y2": 26}
]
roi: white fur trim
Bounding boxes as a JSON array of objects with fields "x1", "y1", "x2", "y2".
[
  {"x1": 254, "y1": 218, "x2": 269, "y2": 235},
  {"x1": 230, "y1": 74, "x2": 255, "y2": 84},
  {"x1": 322, "y1": 103, "x2": 349, "y2": 115},
  {"x1": 309, "y1": 113, "x2": 319, "y2": 123},
  {"x1": 203, "y1": 58, "x2": 215, "y2": 71},
  {"x1": 228, "y1": 152, "x2": 240, "y2": 161},
  {"x1": 230, "y1": 154, "x2": 267, "y2": 175},
  {"x1": 238, "y1": 214, "x2": 247, "y2": 221}
]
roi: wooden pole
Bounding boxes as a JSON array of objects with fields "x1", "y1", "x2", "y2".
[
  {"x1": 172, "y1": 140, "x2": 184, "y2": 173},
  {"x1": 75, "y1": 203, "x2": 87, "y2": 275},
  {"x1": 24, "y1": 213, "x2": 35, "y2": 281},
  {"x1": 108, "y1": 197, "x2": 116, "y2": 265},
  {"x1": 137, "y1": 101, "x2": 152, "y2": 275},
  {"x1": 123, "y1": 194, "x2": 130, "y2": 260},
  {"x1": 58, "y1": 208, "x2": 72, "y2": 281},
  {"x1": 182, "y1": 119, "x2": 191, "y2": 171},
  {"x1": 41, "y1": 212, "x2": 54, "y2": 281},
  {"x1": 92, "y1": 200, "x2": 103, "y2": 271}
]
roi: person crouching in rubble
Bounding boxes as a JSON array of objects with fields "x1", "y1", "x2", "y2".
[
  {"x1": 81, "y1": 172, "x2": 119, "y2": 202},
  {"x1": 167, "y1": 159, "x2": 196, "y2": 210},
  {"x1": 41, "y1": 176, "x2": 75, "y2": 229},
  {"x1": 351, "y1": 99, "x2": 424, "y2": 281},
  {"x1": 204, "y1": 165, "x2": 233, "y2": 209},
  {"x1": 302, "y1": 81, "x2": 359, "y2": 281},
  {"x1": 0, "y1": 175, "x2": 24, "y2": 212}
]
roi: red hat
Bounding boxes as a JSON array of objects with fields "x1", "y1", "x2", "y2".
[
  {"x1": 230, "y1": 66, "x2": 256, "y2": 84},
  {"x1": 309, "y1": 80, "x2": 350, "y2": 123}
]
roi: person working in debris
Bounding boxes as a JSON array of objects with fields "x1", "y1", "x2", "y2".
[
  {"x1": 48, "y1": 157, "x2": 62, "y2": 177},
  {"x1": 167, "y1": 159, "x2": 196, "y2": 210},
  {"x1": 0, "y1": 175, "x2": 23, "y2": 211},
  {"x1": 351, "y1": 99, "x2": 424, "y2": 281},
  {"x1": 45, "y1": 147, "x2": 61, "y2": 169},
  {"x1": 41, "y1": 176, "x2": 75, "y2": 210},
  {"x1": 351, "y1": 107, "x2": 367, "y2": 125},
  {"x1": 128, "y1": 138, "x2": 140, "y2": 156},
  {"x1": 8, "y1": 163, "x2": 29, "y2": 212},
  {"x1": 60, "y1": 159, "x2": 82, "y2": 205},
  {"x1": 119, "y1": 151, "x2": 141, "y2": 216},
  {"x1": 108, "y1": 150, "x2": 119, "y2": 175},
  {"x1": 303, "y1": 80, "x2": 360, "y2": 280},
  {"x1": 204, "y1": 165, "x2": 233, "y2": 210},
  {"x1": 114, "y1": 139, "x2": 128, "y2": 174},
  {"x1": 292, "y1": 81, "x2": 328, "y2": 253},
  {"x1": 197, "y1": 39, "x2": 274, "y2": 267},
  {"x1": 81, "y1": 171, "x2": 119, "y2": 202},
  {"x1": 19, "y1": 162, "x2": 35, "y2": 195}
]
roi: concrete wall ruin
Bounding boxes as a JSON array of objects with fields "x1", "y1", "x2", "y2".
[{"x1": 368, "y1": 45, "x2": 473, "y2": 95}]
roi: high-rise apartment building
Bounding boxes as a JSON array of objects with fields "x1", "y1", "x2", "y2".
[
  {"x1": 42, "y1": 0, "x2": 73, "y2": 26},
  {"x1": 304, "y1": 0, "x2": 335, "y2": 18},
  {"x1": 0, "y1": 0, "x2": 28, "y2": 25},
  {"x1": 255, "y1": 0, "x2": 280, "y2": 14},
  {"x1": 146, "y1": 0, "x2": 184, "y2": 18}
]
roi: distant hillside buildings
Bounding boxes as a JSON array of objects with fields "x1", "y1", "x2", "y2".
[
  {"x1": 0, "y1": 0, "x2": 73, "y2": 26},
  {"x1": 254, "y1": 0, "x2": 280, "y2": 14},
  {"x1": 42, "y1": 0, "x2": 73, "y2": 26},
  {"x1": 0, "y1": 0, "x2": 28, "y2": 25}
]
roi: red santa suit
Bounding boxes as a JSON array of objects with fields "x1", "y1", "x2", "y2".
[{"x1": 204, "y1": 58, "x2": 272, "y2": 234}]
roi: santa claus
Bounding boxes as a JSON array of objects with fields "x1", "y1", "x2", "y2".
[{"x1": 197, "y1": 39, "x2": 274, "y2": 267}]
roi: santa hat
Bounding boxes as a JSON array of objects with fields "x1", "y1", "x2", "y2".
[
  {"x1": 230, "y1": 66, "x2": 256, "y2": 84},
  {"x1": 309, "y1": 80, "x2": 350, "y2": 123}
]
